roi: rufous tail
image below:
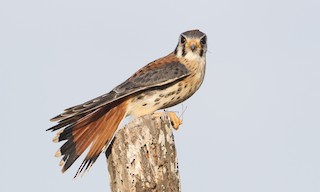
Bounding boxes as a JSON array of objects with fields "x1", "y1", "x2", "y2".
[{"x1": 50, "y1": 99, "x2": 129, "y2": 178}]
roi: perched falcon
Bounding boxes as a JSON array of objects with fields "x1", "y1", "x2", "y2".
[{"x1": 47, "y1": 29, "x2": 207, "y2": 177}]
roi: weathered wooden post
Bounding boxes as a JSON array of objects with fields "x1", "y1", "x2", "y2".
[{"x1": 106, "y1": 113, "x2": 181, "y2": 192}]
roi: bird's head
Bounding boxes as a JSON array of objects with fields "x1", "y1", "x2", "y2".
[{"x1": 174, "y1": 29, "x2": 207, "y2": 60}]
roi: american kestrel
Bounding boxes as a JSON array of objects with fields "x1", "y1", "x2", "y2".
[{"x1": 47, "y1": 29, "x2": 207, "y2": 177}]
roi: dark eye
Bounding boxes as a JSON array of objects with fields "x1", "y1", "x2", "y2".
[
  {"x1": 180, "y1": 36, "x2": 186, "y2": 44},
  {"x1": 200, "y1": 37, "x2": 207, "y2": 45}
]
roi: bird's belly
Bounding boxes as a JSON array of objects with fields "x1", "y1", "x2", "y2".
[{"x1": 127, "y1": 75, "x2": 203, "y2": 117}]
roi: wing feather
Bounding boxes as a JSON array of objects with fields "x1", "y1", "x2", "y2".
[{"x1": 49, "y1": 53, "x2": 190, "y2": 123}]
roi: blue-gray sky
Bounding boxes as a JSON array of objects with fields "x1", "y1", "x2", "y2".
[{"x1": 1, "y1": 0, "x2": 320, "y2": 191}]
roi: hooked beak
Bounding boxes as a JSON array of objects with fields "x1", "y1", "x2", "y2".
[{"x1": 190, "y1": 44, "x2": 196, "y2": 51}]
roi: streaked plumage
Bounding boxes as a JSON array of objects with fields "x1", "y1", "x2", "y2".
[{"x1": 47, "y1": 29, "x2": 207, "y2": 178}]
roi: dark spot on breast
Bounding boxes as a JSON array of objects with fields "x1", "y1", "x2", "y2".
[
  {"x1": 154, "y1": 98, "x2": 161, "y2": 102},
  {"x1": 184, "y1": 85, "x2": 187, "y2": 88},
  {"x1": 165, "y1": 91, "x2": 176, "y2": 98},
  {"x1": 176, "y1": 96, "x2": 181, "y2": 100},
  {"x1": 176, "y1": 87, "x2": 182, "y2": 94},
  {"x1": 162, "y1": 102, "x2": 168, "y2": 106},
  {"x1": 171, "y1": 97, "x2": 176, "y2": 101},
  {"x1": 142, "y1": 103, "x2": 147, "y2": 106},
  {"x1": 159, "y1": 94, "x2": 164, "y2": 97},
  {"x1": 188, "y1": 89, "x2": 192, "y2": 93},
  {"x1": 154, "y1": 102, "x2": 160, "y2": 106},
  {"x1": 137, "y1": 95, "x2": 144, "y2": 100}
]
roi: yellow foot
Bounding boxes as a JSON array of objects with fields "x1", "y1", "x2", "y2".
[
  {"x1": 153, "y1": 111, "x2": 182, "y2": 130},
  {"x1": 168, "y1": 111, "x2": 183, "y2": 130}
]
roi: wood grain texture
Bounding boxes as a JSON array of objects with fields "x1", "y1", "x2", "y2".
[{"x1": 106, "y1": 113, "x2": 180, "y2": 192}]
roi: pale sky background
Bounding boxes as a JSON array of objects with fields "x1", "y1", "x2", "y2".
[{"x1": 1, "y1": 0, "x2": 320, "y2": 191}]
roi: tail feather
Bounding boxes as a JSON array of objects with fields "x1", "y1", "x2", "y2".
[
  {"x1": 75, "y1": 102, "x2": 127, "y2": 177},
  {"x1": 49, "y1": 99, "x2": 129, "y2": 177},
  {"x1": 47, "y1": 113, "x2": 88, "y2": 132}
]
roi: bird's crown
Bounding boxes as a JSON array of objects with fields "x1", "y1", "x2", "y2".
[{"x1": 181, "y1": 29, "x2": 206, "y2": 38}]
